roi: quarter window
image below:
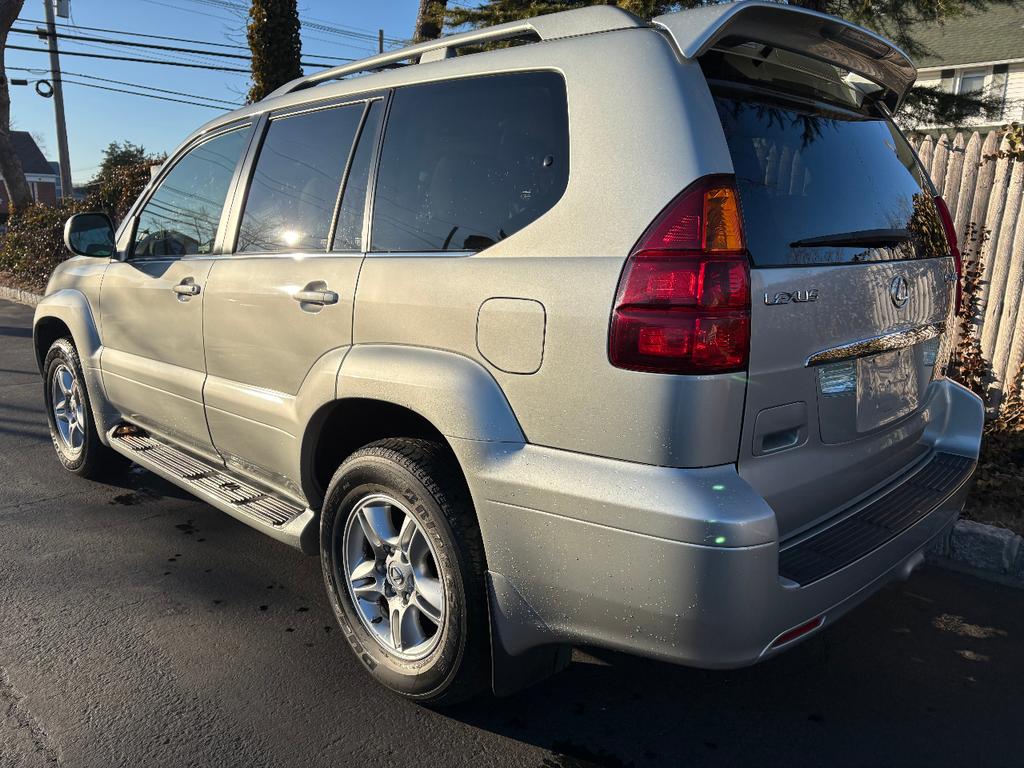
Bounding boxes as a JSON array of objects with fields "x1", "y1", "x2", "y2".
[
  {"x1": 333, "y1": 100, "x2": 383, "y2": 251},
  {"x1": 133, "y1": 127, "x2": 248, "y2": 258},
  {"x1": 237, "y1": 103, "x2": 364, "y2": 253},
  {"x1": 371, "y1": 72, "x2": 569, "y2": 252}
]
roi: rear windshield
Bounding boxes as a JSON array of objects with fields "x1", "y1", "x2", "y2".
[{"x1": 713, "y1": 92, "x2": 946, "y2": 267}]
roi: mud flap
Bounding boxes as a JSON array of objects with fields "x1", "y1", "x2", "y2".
[{"x1": 486, "y1": 571, "x2": 571, "y2": 697}]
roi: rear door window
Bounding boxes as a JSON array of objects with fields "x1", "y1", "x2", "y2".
[
  {"x1": 714, "y1": 93, "x2": 946, "y2": 267},
  {"x1": 371, "y1": 71, "x2": 569, "y2": 252},
  {"x1": 236, "y1": 102, "x2": 363, "y2": 253}
]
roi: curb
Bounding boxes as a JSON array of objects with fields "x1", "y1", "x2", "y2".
[
  {"x1": 927, "y1": 518, "x2": 1024, "y2": 589},
  {"x1": 0, "y1": 284, "x2": 42, "y2": 307}
]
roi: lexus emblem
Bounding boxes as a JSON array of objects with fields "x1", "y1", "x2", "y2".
[
  {"x1": 889, "y1": 275, "x2": 909, "y2": 308},
  {"x1": 387, "y1": 564, "x2": 405, "y2": 587}
]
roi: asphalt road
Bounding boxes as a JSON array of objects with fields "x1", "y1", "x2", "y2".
[{"x1": 1, "y1": 296, "x2": 1022, "y2": 768}]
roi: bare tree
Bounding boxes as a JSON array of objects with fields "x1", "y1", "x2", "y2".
[
  {"x1": 414, "y1": 0, "x2": 447, "y2": 42},
  {"x1": 0, "y1": 0, "x2": 33, "y2": 212}
]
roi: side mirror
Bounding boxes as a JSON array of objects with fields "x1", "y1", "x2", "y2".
[{"x1": 64, "y1": 212, "x2": 116, "y2": 258}]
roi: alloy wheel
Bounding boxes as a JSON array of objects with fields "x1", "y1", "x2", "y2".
[
  {"x1": 51, "y1": 363, "x2": 85, "y2": 456},
  {"x1": 340, "y1": 493, "x2": 446, "y2": 660}
]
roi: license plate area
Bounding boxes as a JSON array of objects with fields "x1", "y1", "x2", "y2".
[{"x1": 856, "y1": 349, "x2": 919, "y2": 432}]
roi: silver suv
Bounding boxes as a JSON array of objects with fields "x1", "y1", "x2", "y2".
[{"x1": 35, "y1": 1, "x2": 983, "y2": 704}]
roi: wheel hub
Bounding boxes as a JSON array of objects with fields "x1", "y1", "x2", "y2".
[{"x1": 386, "y1": 558, "x2": 411, "y2": 591}]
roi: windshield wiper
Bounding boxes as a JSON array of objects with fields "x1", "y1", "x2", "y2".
[{"x1": 790, "y1": 228, "x2": 912, "y2": 249}]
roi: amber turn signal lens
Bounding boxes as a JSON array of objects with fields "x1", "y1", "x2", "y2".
[{"x1": 703, "y1": 186, "x2": 744, "y2": 253}]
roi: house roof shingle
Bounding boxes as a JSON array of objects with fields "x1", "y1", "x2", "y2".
[
  {"x1": 9, "y1": 131, "x2": 55, "y2": 176},
  {"x1": 899, "y1": 6, "x2": 1024, "y2": 68}
]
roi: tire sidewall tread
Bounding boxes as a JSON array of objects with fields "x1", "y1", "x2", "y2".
[{"x1": 320, "y1": 438, "x2": 489, "y2": 706}]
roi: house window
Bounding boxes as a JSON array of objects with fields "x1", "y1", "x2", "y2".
[{"x1": 957, "y1": 68, "x2": 989, "y2": 95}]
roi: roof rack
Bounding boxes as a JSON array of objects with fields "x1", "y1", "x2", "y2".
[{"x1": 264, "y1": 5, "x2": 642, "y2": 100}]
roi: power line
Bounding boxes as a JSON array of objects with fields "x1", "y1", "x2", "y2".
[
  {"x1": 6, "y1": 65, "x2": 240, "y2": 106},
  {"x1": 11, "y1": 27, "x2": 350, "y2": 67},
  {"x1": 173, "y1": 0, "x2": 408, "y2": 45},
  {"x1": 5, "y1": 44, "x2": 251, "y2": 73},
  {"x1": 60, "y1": 79, "x2": 229, "y2": 110},
  {"x1": 15, "y1": 17, "x2": 356, "y2": 63}
]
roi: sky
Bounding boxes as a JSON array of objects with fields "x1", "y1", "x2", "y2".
[{"x1": 7, "y1": 0, "x2": 426, "y2": 184}]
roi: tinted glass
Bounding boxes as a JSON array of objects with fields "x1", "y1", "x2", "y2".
[
  {"x1": 714, "y1": 94, "x2": 946, "y2": 267},
  {"x1": 237, "y1": 103, "x2": 363, "y2": 253},
  {"x1": 372, "y1": 72, "x2": 569, "y2": 252},
  {"x1": 134, "y1": 127, "x2": 248, "y2": 258},
  {"x1": 333, "y1": 100, "x2": 382, "y2": 251}
]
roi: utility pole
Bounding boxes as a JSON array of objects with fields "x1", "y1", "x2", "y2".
[
  {"x1": 42, "y1": 0, "x2": 72, "y2": 200},
  {"x1": 378, "y1": 28, "x2": 384, "y2": 54}
]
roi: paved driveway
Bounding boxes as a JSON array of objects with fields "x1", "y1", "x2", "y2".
[{"x1": 1, "y1": 298, "x2": 1021, "y2": 767}]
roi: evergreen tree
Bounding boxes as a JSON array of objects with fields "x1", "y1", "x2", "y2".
[
  {"x1": 247, "y1": 0, "x2": 303, "y2": 103},
  {"x1": 447, "y1": 0, "x2": 677, "y2": 27},
  {"x1": 415, "y1": 0, "x2": 449, "y2": 41},
  {"x1": 446, "y1": 0, "x2": 1020, "y2": 127}
]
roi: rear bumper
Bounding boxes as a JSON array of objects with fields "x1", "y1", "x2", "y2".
[{"x1": 456, "y1": 378, "x2": 982, "y2": 669}]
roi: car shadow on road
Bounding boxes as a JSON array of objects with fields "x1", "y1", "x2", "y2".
[
  {"x1": 0, "y1": 326, "x2": 33, "y2": 338},
  {"x1": 435, "y1": 573, "x2": 1022, "y2": 767}
]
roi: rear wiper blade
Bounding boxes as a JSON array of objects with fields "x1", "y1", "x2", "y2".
[{"x1": 790, "y1": 228, "x2": 912, "y2": 249}]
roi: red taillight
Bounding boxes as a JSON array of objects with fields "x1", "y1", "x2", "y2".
[
  {"x1": 933, "y1": 195, "x2": 962, "y2": 315},
  {"x1": 609, "y1": 175, "x2": 750, "y2": 374}
]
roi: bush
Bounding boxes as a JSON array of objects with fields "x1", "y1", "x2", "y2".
[
  {"x1": 0, "y1": 161, "x2": 154, "y2": 293},
  {"x1": 0, "y1": 199, "x2": 90, "y2": 293}
]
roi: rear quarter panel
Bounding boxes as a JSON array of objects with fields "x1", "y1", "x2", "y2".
[{"x1": 354, "y1": 28, "x2": 746, "y2": 467}]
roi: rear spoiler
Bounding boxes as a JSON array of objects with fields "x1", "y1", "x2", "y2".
[{"x1": 653, "y1": 0, "x2": 916, "y2": 110}]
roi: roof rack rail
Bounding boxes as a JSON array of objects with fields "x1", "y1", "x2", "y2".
[{"x1": 264, "y1": 5, "x2": 643, "y2": 100}]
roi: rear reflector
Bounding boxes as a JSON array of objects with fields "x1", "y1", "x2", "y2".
[
  {"x1": 609, "y1": 175, "x2": 750, "y2": 374},
  {"x1": 769, "y1": 615, "x2": 826, "y2": 649},
  {"x1": 933, "y1": 195, "x2": 962, "y2": 315}
]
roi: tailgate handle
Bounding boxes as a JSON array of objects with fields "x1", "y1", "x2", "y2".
[{"x1": 805, "y1": 322, "x2": 944, "y2": 367}]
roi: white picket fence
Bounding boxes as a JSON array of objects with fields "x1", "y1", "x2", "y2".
[{"x1": 908, "y1": 131, "x2": 1024, "y2": 404}]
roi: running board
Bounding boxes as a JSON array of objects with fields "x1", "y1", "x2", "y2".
[{"x1": 108, "y1": 426, "x2": 318, "y2": 554}]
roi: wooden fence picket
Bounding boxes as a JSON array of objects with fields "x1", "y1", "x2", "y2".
[
  {"x1": 952, "y1": 131, "x2": 981, "y2": 242},
  {"x1": 912, "y1": 128, "x2": 1023, "y2": 408},
  {"x1": 931, "y1": 133, "x2": 950, "y2": 192},
  {"x1": 981, "y1": 159, "x2": 1023, "y2": 366},
  {"x1": 942, "y1": 132, "x2": 966, "y2": 220}
]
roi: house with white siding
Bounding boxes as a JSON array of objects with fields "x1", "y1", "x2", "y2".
[{"x1": 909, "y1": 5, "x2": 1024, "y2": 130}]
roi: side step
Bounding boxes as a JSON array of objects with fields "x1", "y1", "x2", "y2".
[{"x1": 108, "y1": 426, "x2": 318, "y2": 553}]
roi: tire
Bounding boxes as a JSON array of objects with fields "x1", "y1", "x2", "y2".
[
  {"x1": 320, "y1": 438, "x2": 489, "y2": 705},
  {"x1": 43, "y1": 338, "x2": 126, "y2": 479}
]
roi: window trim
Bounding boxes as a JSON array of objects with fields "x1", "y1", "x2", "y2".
[
  {"x1": 955, "y1": 67, "x2": 989, "y2": 96},
  {"x1": 223, "y1": 92, "x2": 387, "y2": 259},
  {"x1": 123, "y1": 121, "x2": 254, "y2": 263}
]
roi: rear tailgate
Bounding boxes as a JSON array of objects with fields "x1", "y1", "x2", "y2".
[
  {"x1": 657, "y1": 5, "x2": 959, "y2": 539},
  {"x1": 721, "y1": 90, "x2": 955, "y2": 538}
]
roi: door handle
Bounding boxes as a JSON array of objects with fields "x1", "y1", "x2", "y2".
[
  {"x1": 293, "y1": 289, "x2": 338, "y2": 305},
  {"x1": 173, "y1": 281, "x2": 201, "y2": 297}
]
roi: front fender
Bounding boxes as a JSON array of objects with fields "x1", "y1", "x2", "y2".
[
  {"x1": 33, "y1": 288, "x2": 118, "y2": 442},
  {"x1": 32, "y1": 288, "x2": 102, "y2": 372},
  {"x1": 336, "y1": 345, "x2": 525, "y2": 443}
]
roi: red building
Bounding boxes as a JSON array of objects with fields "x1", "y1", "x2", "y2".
[{"x1": 0, "y1": 132, "x2": 59, "y2": 214}]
